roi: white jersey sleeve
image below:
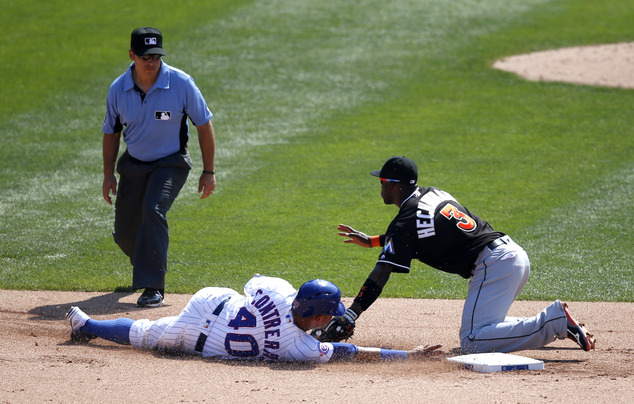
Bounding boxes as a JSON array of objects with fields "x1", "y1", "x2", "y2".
[{"x1": 274, "y1": 324, "x2": 335, "y2": 363}]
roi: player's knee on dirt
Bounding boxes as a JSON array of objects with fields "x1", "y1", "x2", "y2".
[{"x1": 460, "y1": 335, "x2": 482, "y2": 354}]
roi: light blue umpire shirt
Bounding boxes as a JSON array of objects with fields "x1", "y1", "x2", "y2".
[{"x1": 102, "y1": 61, "x2": 213, "y2": 162}]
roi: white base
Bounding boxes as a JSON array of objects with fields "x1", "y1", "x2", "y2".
[{"x1": 447, "y1": 352, "x2": 544, "y2": 373}]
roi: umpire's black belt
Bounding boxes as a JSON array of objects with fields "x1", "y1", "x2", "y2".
[
  {"x1": 194, "y1": 297, "x2": 230, "y2": 353},
  {"x1": 486, "y1": 237, "x2": 508, "y2": 251}
]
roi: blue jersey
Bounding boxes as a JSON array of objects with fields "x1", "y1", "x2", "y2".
[{"x1": 102, "y1": 61, "x2": 212, "y2": 161}]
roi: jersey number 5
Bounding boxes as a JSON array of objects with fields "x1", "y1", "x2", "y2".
[{"x1": 440, "y1": 203, "x2": 477, "y2": 232}]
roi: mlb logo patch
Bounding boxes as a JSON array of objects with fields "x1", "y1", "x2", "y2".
[
  {"x1": 155, "y1": 111, "x2": 171, "y2": 121},
  {"x1": 145, "y1": 37, "x2": 158, "y2": 45}
]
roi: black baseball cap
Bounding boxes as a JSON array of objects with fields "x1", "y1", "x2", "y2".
[
  {"x1": 130, "y1": 27, "x2": 166, "y2": 56},
  {"x1": 370, "y1": 156, "x2": 418, "y2": 185}
]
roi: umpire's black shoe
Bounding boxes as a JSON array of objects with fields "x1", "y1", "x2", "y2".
[{"x1": 137, "y1": 288, "x2": 164, "y2": 308}]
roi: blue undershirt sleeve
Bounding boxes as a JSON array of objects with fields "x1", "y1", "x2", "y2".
[
  {"x1": 82, "y1": 318, "x2": 134, "y2": 345},
  {"x1": 330, "y1": 343, "x2": 360, "y2": 361}
]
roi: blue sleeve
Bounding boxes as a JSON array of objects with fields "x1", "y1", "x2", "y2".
[
  {"x1": 185, "y1": 76, "x2": 212, "y2": 127},
  {"x1": 330, "y1": 343, "x2": 359, "y2": 361},
  {"x1": 102, "y1": 82, "x2": 121, "y2": 134}
]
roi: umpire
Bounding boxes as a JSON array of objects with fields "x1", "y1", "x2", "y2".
[{"x1": 101, "y1": 27, "x2": 216, "y2": 307}]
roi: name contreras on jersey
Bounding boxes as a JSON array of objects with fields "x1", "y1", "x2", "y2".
[
  {"x1": 416, "y1": 189, "x2": 456, "y2": 239},
  {"x1": 253, "y1": 290, "x2": 282, "y2": 360}
]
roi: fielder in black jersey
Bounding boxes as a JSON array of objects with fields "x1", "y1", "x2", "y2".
[
  {"x1": 378, "y1": 185, "x2": 504, "y2": 278},
  {"x1": 313, "y1": 156, "x2": 595, "y2": 354}
]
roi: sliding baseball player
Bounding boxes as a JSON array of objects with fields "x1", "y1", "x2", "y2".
[{"x1": 67, "y1": 275, "x2": 443, "y2": 363}]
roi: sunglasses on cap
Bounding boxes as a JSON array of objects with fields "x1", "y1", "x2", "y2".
[{"x1": 380, "y1": 178, "x2": 400, "y2": 183}]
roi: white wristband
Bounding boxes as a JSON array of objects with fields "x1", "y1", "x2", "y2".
[{"x1": 344, "y1": 308, "x2": 359, "y2": 321}]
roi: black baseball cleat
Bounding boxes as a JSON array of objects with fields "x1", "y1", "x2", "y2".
[
  {"x1": 137, "y1": 288, "x2": 164, "y2": 307},
  {"x1": 563, "y1": 303, "x2": 595, "y2": 351}
]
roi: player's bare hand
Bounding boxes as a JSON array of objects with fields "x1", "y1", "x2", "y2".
[
  {"x1": 198, "y1": 173, "x2": 216, "y2": 199},
  {"x1": 407, "y1": 344, "x2": 445, "y2": 360},
  {"x1": 102, "y1": 175, "x2": 117, "y2": 205},
  {"x1": 338, "y1": 224, "x2": 371, "y2": 248}
]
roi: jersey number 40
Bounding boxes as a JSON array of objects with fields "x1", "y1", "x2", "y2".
[{"x1": 225, "y1": 307, "x2": 259, "y2": 357}]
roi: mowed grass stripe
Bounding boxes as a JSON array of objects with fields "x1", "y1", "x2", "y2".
[{"x1": 0, "y1": 0, "x2": 631, "y2": 301}]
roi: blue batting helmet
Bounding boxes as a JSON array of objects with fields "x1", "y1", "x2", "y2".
[{"x1": 293, "y1": 279, "x2": 346, "y2": 318}]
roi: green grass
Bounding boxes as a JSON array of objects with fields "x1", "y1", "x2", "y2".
[{"x1": 1, "y1": 0, "x2": 632, "y2": 302}]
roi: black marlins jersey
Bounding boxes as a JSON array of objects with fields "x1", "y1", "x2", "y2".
[{"x1": 377, "y1": 187, "x2": 504, "y2": 278}]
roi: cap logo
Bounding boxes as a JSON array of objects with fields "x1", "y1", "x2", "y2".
[{"x1": 145, "y1": 37, "x2": 158, "y2": 45}]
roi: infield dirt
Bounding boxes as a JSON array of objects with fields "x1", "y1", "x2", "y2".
[
  {"x1": 493, "y1": 41, "x2": 634, "y2": 89},
  {"x1": 1, "y1": 290, "x2": 632, "y2": 403}
]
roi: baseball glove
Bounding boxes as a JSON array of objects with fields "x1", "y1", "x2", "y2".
[{"x1": 311, "y1": 313, "x2": 356, "y2": 342}]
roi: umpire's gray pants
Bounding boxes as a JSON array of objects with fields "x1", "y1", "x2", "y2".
[
  {"x1": 459, "y1": 236, "x2": 568, "y2": 353},
  {"x1": 114, "y1": 150, "x2": 191, "y2": 290}
]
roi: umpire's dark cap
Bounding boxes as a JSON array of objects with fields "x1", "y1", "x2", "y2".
[
  {"x1": 131, "y1": 27, "x2": 166, "y2": 56},
  {"x1": 370, "y1": 156, "x2": 418, "y2": 185}
]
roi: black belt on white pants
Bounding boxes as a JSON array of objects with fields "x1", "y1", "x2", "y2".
[
  {"x1": 486, "y1": 237, "x2": 508, "y2": 251},
  {"x1": 194, "y1": 297, "x2": 230, "y2": 353}
]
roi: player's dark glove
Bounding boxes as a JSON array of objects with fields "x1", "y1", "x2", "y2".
[{"x1": 311, "y1": 308, "x2": 358, "y2": 342}]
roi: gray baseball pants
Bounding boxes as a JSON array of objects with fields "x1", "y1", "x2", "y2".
[{"x1": 459, "y1": 236, "x2": 568, "y2": 353}]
